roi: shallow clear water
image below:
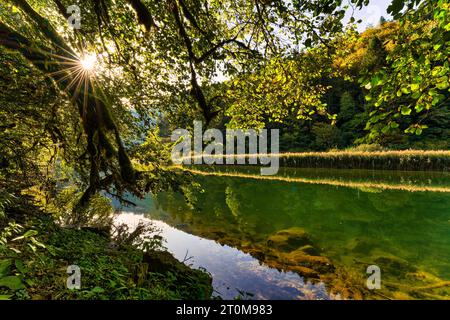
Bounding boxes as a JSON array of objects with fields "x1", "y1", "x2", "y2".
[
  {"x1": 116, "y1": 213, "x2": 331, "y2": 299},
  {"x1": 116, "y1": 167, "x2": 450, "y2": 300}
]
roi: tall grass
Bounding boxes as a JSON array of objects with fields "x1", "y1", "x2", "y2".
[
  {"x1": 182, "y1": 167, "x2": 450, "y2": 193},
  {"x1": 184, "y1": 150, "x2": 450, "y2": 171},
  {"x1": 278, "y1": 150, "x2": 450, "y2": 171}
]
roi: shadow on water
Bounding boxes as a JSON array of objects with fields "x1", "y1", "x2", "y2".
[{"x1": 117, "y1": 167, "x2": 450, "y2": 300}]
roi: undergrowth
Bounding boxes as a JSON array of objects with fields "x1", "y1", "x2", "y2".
[{"x1": 0, "y1": 215, "x2": 212, "y2": 300}]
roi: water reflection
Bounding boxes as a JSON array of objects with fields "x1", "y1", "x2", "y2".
[
  {"x1": 116, "y1": 213, "x2": 332, "y2": 300},
  {"x1": 119, "y1": 168, "x2": 450, "y2": 299}
]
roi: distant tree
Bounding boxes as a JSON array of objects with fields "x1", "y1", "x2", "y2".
[
  {"x1": 361, "y1": 36, "x2": 388, "y2": 72},
  {"x1": 312, "y1": 123, "x2": 342, "y2": 151},
  {"x1": 339, "y1": 92, "x2": 357, "y2": 122}
]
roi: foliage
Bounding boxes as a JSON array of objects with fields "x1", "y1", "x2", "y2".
[
  {"x1": 0, "y1": 216, "x2": 211, "y2": 300},
  {"x1": 0, "y1": 0, "x2": 448, "y2": 204},
  {"x1": 112, "y1": 221, "x2": 164, "y2": 252},
  {"x1": 361, "y1": 0, "x2": 450, "y2": 141},
  {"x1": 0, "y1": 0, "x2": 449, "y2": 301},
  {"x1": 0, "y1": 190, "x2": 15, "y2": 219},
  {"x1": 311, "y1": 123, "x2": 342, "y2": 151},
  {"x1": 225, "y1": 51, "x2": 337, "y2": 129}
]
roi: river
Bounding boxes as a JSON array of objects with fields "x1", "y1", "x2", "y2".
[{"x1": 115, "y1": 166, "x2": 450, "y2": 300}]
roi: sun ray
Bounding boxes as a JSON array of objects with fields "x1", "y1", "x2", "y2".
[
  {"x1": 72, "y1": 71, "x2": 86, "y2": 103},
  {"x1": 27, "y1": 41, "x2": 100, "y2": 112},
  {"x1": 64, "y1": 69, "x2": 87, "y2": 94},
  {"x1": 80, "y1": 54, "x2": 97, "y2": 71},
  {"x1": 46, "y1": 65, "x2": 80, "y2": 78},
  {"x1": 52, "y1": 68, "x2": 84, "y2": 86},
  {"x1": 83, "y1": 75, "x2": 89, "y2": 117}
]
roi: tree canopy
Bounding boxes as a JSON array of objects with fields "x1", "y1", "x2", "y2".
[{"x1": 0, "y1": 0, "x2": 449, "y2": 206}]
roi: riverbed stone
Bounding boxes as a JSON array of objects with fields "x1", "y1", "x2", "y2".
[
  {"x1": 290, "y1": 266, "x2": 320, "y2": 279},
  {"x1": 298, "y1": 244, "x2": 320, "y2": 255},
  {"x1": 285, "y1": 249, "x2": 334, "y2": 273},
  {"x1": 373, "y1": 255, "x2": 416, "y2": 278},
  {"x1": 266, "y1": 227, "x2": 311, "y2": 251}
]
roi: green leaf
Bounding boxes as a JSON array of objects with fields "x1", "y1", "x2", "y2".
[
  {"x1": 0, "y1": 295, "x2": 13, "y2": 300},
  {"x1": 401, "y1": 106, "x2": 412, "y2": 115},
  {"x1": 410, "y1": 83, "x2": 420, "y2": 92},
  {"x1": 15, "y1": 260, "x2": 27, "y2": 274},
  {"x1": 436, "y1": 82, "x2": 449, "y2": 90},
  {"x1": 390, "y1": 122, "x2": 399, "y2": 129},
  {"x1": 30, "y1": 238, "x2": 46, "y2": 249},
  {"x1": 23, "y1": 230, "x2": 38, "y2": 238},
  {"x1": 401, "y1": 87, "x2": 410, "y2": 94},
  {"x1": 91, "y1": 286, "x2": 105, "y2": 293},
  {"x1": 431, "y1": 66, "x2": 444, "y2": 77},
  {"x1": 304, "y1": 38, "x2": 312, "y2": 48},
  {"x1": 415, "y1": 104, "x2": 424, "y2": 113},
  {"x1": 12, "y1": 229, "x2": 38, "y2": 241},
  {"x1": 405, "y1": 127, "x2": 415, "y2": 134},
  {"x1": 371, "y1": 75, "x2": 382, "y2": 87},
  {"x1": 411, "y1": 92, "x2": 421, "y2": 99},
  {"x1": 0, "y1": 276, "x2": 25, "y2": 290},
  {"x1": 0, "y1": 259, "x2": 12, "y2": 277},
  {"x1": 387, "y1": 0, "x2": 405, "y2": 17}
]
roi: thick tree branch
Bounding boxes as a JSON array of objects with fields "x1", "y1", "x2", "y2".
[
  {"x1": 196, "y1": 38, "x2": 259, "y2": 63},
  {"x1": 178, "y1": 0, "x2": 206, "y2": 35},
  {"x1": 11, "y1": 0, "x2": 75, "y2": 56},
  {"x1": 0, "y1": 19, "x2": 135, "y2": 207},
  {"x1": 126, "y1": 0, "x2": 158, "y2": 32},
  {"x1": 170, "y1": 0, "x2": 218, "y2": 124},
  {"x1": 52, "y1": 0, "x2": 69, "y2": 19}
]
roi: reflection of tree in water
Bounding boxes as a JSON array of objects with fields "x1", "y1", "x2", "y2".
[
  {"x1": 225, "y1": 186, "x2": 240, "y2": 219},
  {"x1": 150, "y1": 174, "x2": 450, "y2": 299}
]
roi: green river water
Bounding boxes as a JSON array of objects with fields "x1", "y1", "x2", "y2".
[{"x1": 117, "y1": 167, "x2": 450, "y2": 300}]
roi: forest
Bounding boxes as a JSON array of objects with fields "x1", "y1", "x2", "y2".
[{"x1": 0, "y1": 0, "x2": 449, "y2": 300}]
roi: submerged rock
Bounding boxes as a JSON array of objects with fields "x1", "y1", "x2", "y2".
[
  {"x1": 289, "y1": 266, "x2": 320, "y2": 279},
  {"x1": 298, "y1": 244, "x2": 320, "y2": 256},
  {"x1": 261, "y1": 228, "x2": 337, "y2": 280},
  {"x1": 374, "y1": 255, "x2": 416, "y2": 278},
  {"x1": 267, "y1": 227, "x2": 311, "y2": 251},
  {"x1": 284, "y1": 249, "x2": 334, "y2": 273}
]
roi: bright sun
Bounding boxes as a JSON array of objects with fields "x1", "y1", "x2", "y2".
[{"x1": 80, "y1": 54, "x2": 97, "y2": 71}]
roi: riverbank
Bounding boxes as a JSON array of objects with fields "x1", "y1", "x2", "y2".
[
  {"x1": 185, "y1": 150, "x2": 450, "y2": 171},
  {"x1": 0, "y1": 206, "x2": 213, "y2": 300},
  {"x1": 278, "y1": 150, "x2": 450, "y2": 171}
]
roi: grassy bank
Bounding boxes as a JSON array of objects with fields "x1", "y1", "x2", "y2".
[
  {"x1": 183, "y1": 167, "x2": 450, "y2": 193},
  {"x1": 277, "y1": 150, "x2": 450, "y2": 171},
  {"x1": 186, "y1": 150, "x2": 450, "y2": 171},
  {"x1": 0, "y1": 213, "x2": 212, "y2": 300}
]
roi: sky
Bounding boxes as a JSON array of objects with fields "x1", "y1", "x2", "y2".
[
  {"x1": 211, "y1": 0, "x2": 394, "y2": 82},
  {"x1": 344, "y1": 0, "x2": 393, "y2": 32}
]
